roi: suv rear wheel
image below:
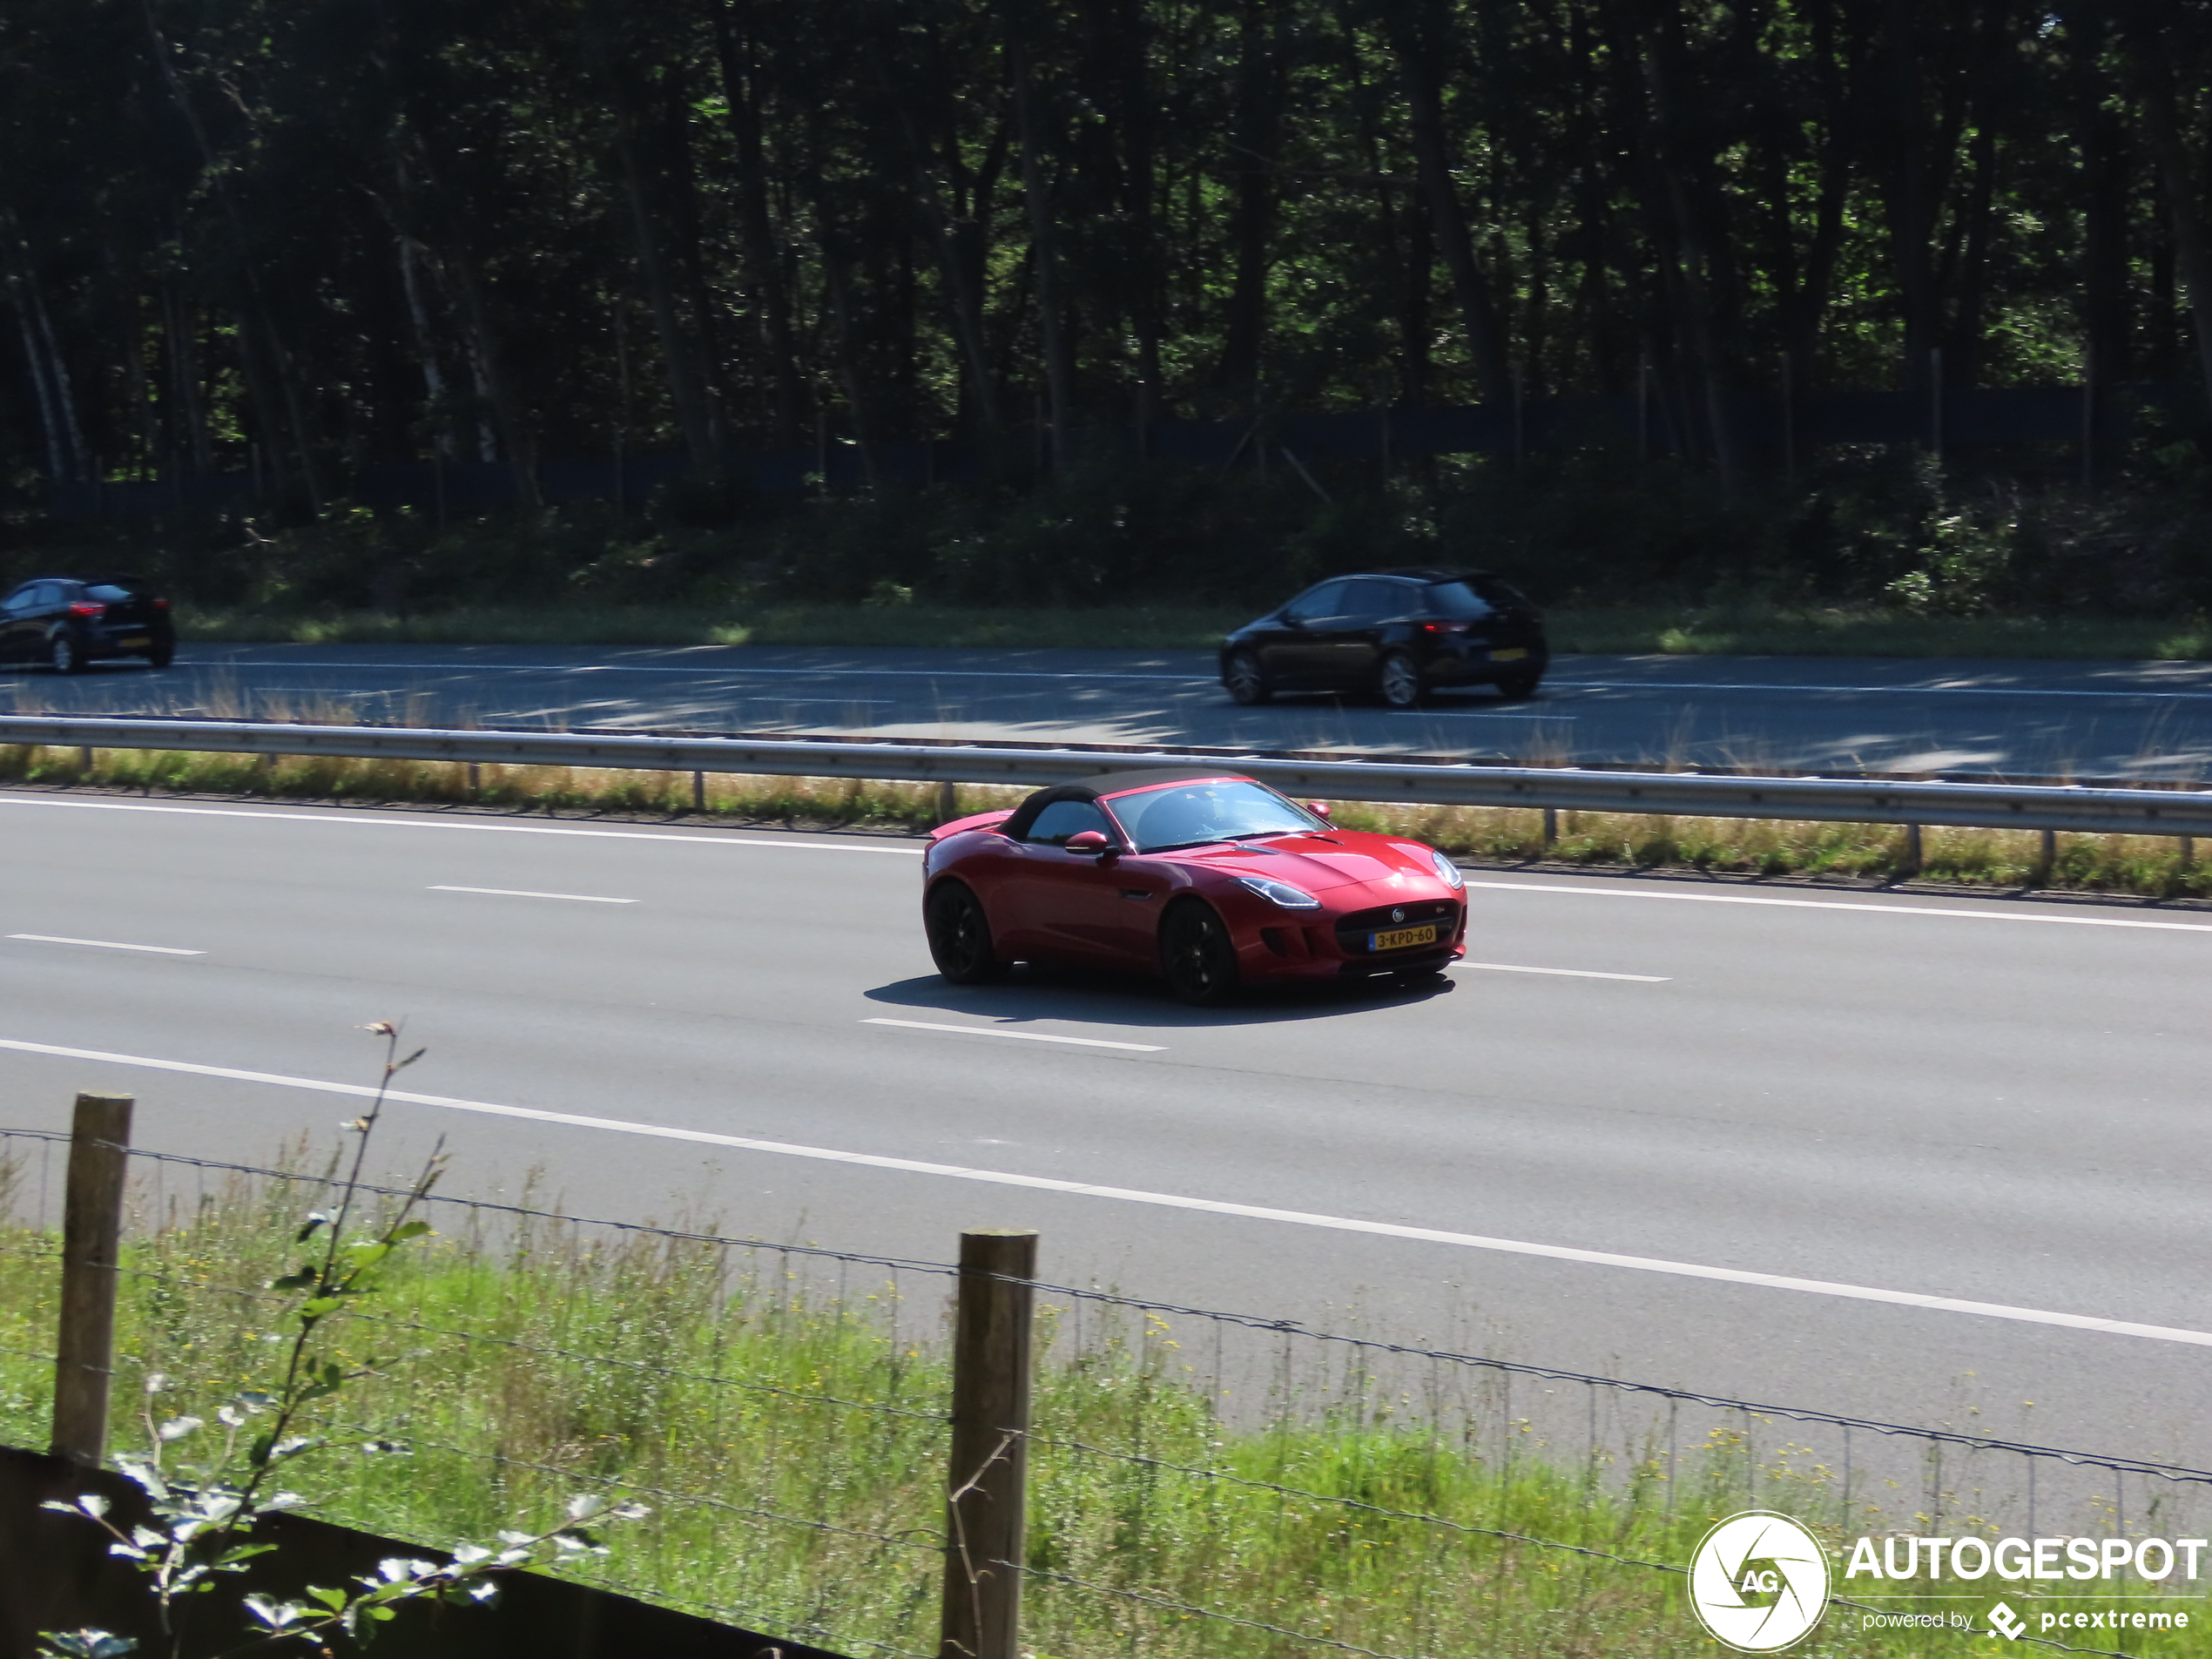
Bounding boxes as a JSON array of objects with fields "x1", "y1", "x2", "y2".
[
  {"x1": 1224, "y1": 650, "x2": 1271, "y2": 705},
  {"x1": 49, "y1": 631, "x2": 86, "y2": 675},
  {"x1": 1378, "y1": 651, "x2": 1426, "y2": 709}
]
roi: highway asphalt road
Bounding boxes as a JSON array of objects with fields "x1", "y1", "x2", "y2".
[
  {"x1": 3, "y1": 786, "x2": 2209, "y2": 1496},
  {"x1": 14, "y1": 643, "x2": 2212, "y2": 778}
]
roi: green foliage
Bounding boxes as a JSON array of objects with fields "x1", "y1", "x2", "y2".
[
  {"x1": 0, "y1": 1139, "x2": 2141, "y2": 1659},
  {"x1": 11, "y1": 0, "x2": 2212, "y2": 644},
  {"x1": 33, "y1": 1028, "x2": 644, "y2": 1659}
]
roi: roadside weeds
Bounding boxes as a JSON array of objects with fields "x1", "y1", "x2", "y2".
[{"x1": 5, "y1": 743, "x2": 2209, "y2": 901}]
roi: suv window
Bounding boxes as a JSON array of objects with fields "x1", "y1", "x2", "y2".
[
  {"x1": 1024, "y1": 800, "x2": 1113, "y2": 846},
  {"x1": 1282, "y1": 580, "x2": 1350, "y2": 624},
  {"x1": 84, "y1": 583, "x2": 138, "y2": 604},
  {"x1": 1424, "y1": 581, "x2": 1496, "y2": 620},
  {"x1": 1342, "y1": 578, "x2": 1414, "y2": 621},
  {"x1": 0, "y1": 584, "x2": 34, "y2": 612}
]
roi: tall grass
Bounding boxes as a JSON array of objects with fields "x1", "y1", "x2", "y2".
[
  {"x1": 5, "y1": 740, "x2": 2209, "y2": 898},
  {"x1": 0, "y1": 1145, "x2": 2189, "y2": 1657}
]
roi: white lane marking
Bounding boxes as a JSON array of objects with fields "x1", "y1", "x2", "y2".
[
  {"x1": 0, "y1": 795, "x2": 924, "y2": 854},
  {"x1": 862, "y1": 1016, "x2": 1163, "y2": 1052},
  {"x1": 1, "y1": 1035, "x2": 2205, "y2": 1349},
  {"x1": 1549, "y1": 677, "x2": 2212, "y2": 703},
  {"x1": 1463, "y1": 879, "x2": 2212, "y2": 934},
  {"x1": 1453, "y1": 961, "x2": 1670, "y2": 982},
  {"x1": 6, "y1": 934, "x2": 203, "y2": 956},
  {"x1": 429, "y1": 885, "x2": 636, "y2": 904}
]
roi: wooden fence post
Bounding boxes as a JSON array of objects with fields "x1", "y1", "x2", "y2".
[
  {"x1": 51, "y1": 1092, "x2": 132, "y2": 1466},
  {"x1": 939, "y1": 1230, "x2": 1036, "y2": 1659}
]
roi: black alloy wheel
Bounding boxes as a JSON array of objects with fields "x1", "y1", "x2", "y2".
[
  {"x1": 1495, "y1": 669, "x2": 1541, "y2": 701},
  {"x1": 925, "y1": 880, "x2": 1008, "y2": 984},
  {"x1": 1224, "y1": 650, "x2": 1271, "y2": 705},
  {"x1": 1159, "y1": 900, "x2": 1239, "y2": 1006},
  {"x1": 49, "y1": 631, "x2": 86, "y2": 675},
  {"x1": 1377, "y1": 651, "x2": 1426, "y2": 709}
]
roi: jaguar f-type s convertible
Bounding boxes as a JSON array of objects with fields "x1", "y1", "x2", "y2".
[{"x1": 921, "y1": 769, "x2": 1467, "y2": 1004}]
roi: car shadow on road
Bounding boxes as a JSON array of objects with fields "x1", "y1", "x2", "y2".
[{"x1": 861, "y1": 966, "x2": 1455, "y2": 1031}]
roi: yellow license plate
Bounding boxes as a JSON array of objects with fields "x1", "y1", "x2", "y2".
[
  {"x1": 119, "y1": 636, "x2": 151, "y2": 648},
  {"x1": 1370, "y1": 925, "x2": 1439, "y2": 951},
  {"x1": 1491, "y1": 646, "x2": 1527, "y2": 662}
]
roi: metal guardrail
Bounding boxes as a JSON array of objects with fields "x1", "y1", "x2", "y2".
[{"x1": 6, "y1": 712, "x2": 2212, "y2": 837}]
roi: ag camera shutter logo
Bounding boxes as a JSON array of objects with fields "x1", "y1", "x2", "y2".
[{"x1": 1689, "y1": 1511, "x2": 1831, "y2": 1651}]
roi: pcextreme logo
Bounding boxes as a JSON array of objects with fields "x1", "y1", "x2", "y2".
[{"x1": 1689, "y1": 1511, "x2": 1832, "y2": 1652}]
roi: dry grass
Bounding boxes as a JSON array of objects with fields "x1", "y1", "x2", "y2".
[{"x1": 4, "y1": 742, "x2": 2207, "y2": 899}]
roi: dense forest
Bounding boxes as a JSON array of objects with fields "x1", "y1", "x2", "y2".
[{"x1": 10, "y1": 0, "x2": 2212, "y2": 615}]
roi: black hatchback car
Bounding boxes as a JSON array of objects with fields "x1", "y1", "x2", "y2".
[
  {"x1": 1220, "y1": 569, "x2": 1547, "y2": 708},
  {"x1": 0, "y1": 576, "x2": 175, "y2": 672}
]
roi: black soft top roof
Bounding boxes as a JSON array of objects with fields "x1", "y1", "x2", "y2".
[{"x1": 1000, "y1": 767, "x2": 1251, "y2": 840}]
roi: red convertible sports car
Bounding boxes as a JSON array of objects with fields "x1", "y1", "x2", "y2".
[{"x1": 921, "y1": 769, "x2": 1467, "y2": 1004}]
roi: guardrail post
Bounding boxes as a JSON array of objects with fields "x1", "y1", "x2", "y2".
[
  {"x1": 2182, "y1": 836, "x2": 2196, "y2": 873},
  {"x1": 51, "y1": 1092, "x2": 133, "y2": 1466},
  {"x1": 1541, "y1": 806, "x2": 1558, "y2": 852},
  {"x1": 692, "y1": 770, "x2": 706, "y2": 813},
  {"x1": 939, "y1": 1229, "x2": 1036, "y2": 1659},
  {"x1": 1899, "y1": 822, "x2": 1923, "y2": 878},
  {"x1": 937, "y1": 781, "x2": 958, "y2": 824},
  {"x1": 2037, "y1": 828, "x2": 2058, "y2": 886}
]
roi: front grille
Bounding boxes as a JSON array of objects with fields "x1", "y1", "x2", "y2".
[{"x1": 1334, "y1": 899, "x2": 1461, "y2": 954}]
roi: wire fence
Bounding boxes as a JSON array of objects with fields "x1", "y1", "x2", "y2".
[{"x1": 1, "y1": 1123, "x2": 2200, "y2": 1659}]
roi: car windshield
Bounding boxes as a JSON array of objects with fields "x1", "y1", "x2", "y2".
[{"x1": 1106, "y1": 780, "x2": 1325, "y2": 852}]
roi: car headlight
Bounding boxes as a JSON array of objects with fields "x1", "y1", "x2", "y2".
[
  {"x1": 1237, "y1": 875, "x2": 1322, "y2": 910},
  {"x1": 1428, "y1": 847, "x2": 1465, "y2": 890}
]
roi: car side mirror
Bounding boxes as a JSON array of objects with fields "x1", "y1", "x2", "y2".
[
  {"x1": 1307, "y1": 801, "x2": 1332, "y2": 819},
  {"x1": 1064, "y1": 830, "x2": 1115, "y2": 857}
]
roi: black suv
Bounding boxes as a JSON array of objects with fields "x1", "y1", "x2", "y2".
[
  {"x1": 1220, "y1": 569, "x2": 1547, "y2": 708},
  {"x1": 0, "y1": 576, "x2": 176, "y2": 672}
]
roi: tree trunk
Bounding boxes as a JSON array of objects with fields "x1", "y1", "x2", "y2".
[
  {"x1": 160, "y1": 283, "x2": 211, "y2": 473},
  {"x1": 1217, "y1": 0, "x2": 1283, "y2": 394},
  {"x1": 870, "y1": 24, "x2": 1007, "y2": 435},
  {"x1": 711, "y1": 0, "x2": 807, "y2": 444},
  {"x1": 2126, "y1": 29, "x2": 2212, "y2": 402},
  {"x1": 1012, "y1": 34, "x2": 1074, "y2": 470},
  {"x1": 2074, "y1": 8, "x2": 2129, "y2": 381},
  {"x1": 1881, "y1": 0, "x2": 1938, "y2": 395},
  {"x1": 449, "y1": 248, "x2": 539, "y2": 504},
  {"x1": 1604, "y1": 0, "x2": 1743, "y2": 487},
  {"x1": 1386, "y1": 0, "x2": 1511, "y2": 406},
  {"x1": 392, "y1": 159, "x2": 455, "y2": 461},
  {"x1": 8, "y1": 285, "x2": 68, "y2": 482},
  {"x1": 612, "y1": 106, "x2": 716, "y2": 476},
  {"x1": 142, "y1": 0, "x2": 324, "y2": 509}
]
